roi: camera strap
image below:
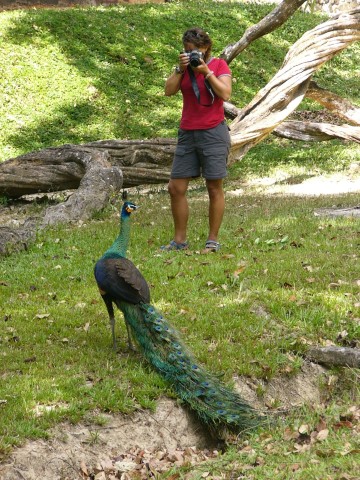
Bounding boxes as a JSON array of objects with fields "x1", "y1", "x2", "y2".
[{"x1": 188, "y1": 67, "x2": 215, "y2": 107}]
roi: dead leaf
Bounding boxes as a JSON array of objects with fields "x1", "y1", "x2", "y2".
[
  {"x1": 316, "y1": 418, "x2": 327, "y2": 431},
  {"x1": 293, "y1": 443, "x2": 311, "y2": 453},
  {"x1": 316, "y1": 429, "x2": 329, "y2": 441},
  {"x1": 334, "y1": 420, "x2": 353, "y2": 430},
  {"x1": 80, "y1": 460, "x2": 88, "y2": 476},
  {"x1": 283, "y1": 427, "x2": 299, "y2": 441},
  {"x1": 233, "y1": 264, "x2": 246, "y2": 278},
  {"x1": 34, "y1": 313, "x2": 50, "y2": 319},
  {"x1": 298, "y1": 424, "x2": 309, "y2": 435}
]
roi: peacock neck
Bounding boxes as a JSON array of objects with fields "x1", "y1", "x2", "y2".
[{"x1": 104, "y1": 213, "x2": 131, "y2": 258}]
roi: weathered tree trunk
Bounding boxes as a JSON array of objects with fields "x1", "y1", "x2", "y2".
[
  {"x1": 221, "y1": 0, "x2": 308, "y2": 63},
  {"x1": 0, "y1": 4, "x2": 359, "y2": 255},
  {"x1": 273, "y1": 121, "x2": 360, "y2": 142},
  {"x1": 306, "y1": 81, "x2": 360, "y2": 125},
  {"x1": 228, "y1": 7, "x2": 360, "y2": 161},
  {"x1": 0, "y1": 140, "x2": 172, "y2": 199},
  {"x1": 0, "y1": 146, "x2": 122, "y2": 254}
]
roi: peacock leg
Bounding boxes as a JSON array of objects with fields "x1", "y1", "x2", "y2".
[
  {"x1": 125, "y1": 321, "x2": 136, "y2": 351},
  {"x1": 109, "y1": 314, "x2": 117, "y2": 351},
  {"x1": 102, "y1": 296, "x2": 117, "y2": 351}
]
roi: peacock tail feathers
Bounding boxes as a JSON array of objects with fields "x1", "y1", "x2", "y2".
[
  {"x1": 95, "y1": 201, "x2": 264, "y2": 433},
  {"x1": 120, "y1": 301, "x2": 263, "y2": 432}
]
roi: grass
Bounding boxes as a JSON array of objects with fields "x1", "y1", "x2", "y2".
[
  {"x1": 1, "y1": 189, "x2": 359, "y2": 477},
  {"x1": 0, "y1": 0, "x2": 359, "y2": 477},
  {"x1": 0, "y1": 1, "x2": 358, "y2": 163}
]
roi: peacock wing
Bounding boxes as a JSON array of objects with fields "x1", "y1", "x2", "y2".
[{"x1": 115, "y1": 257, "x2": 150, "y2": 303}]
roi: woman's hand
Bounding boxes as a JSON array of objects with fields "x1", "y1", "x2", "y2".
[
  {"x1": 164, "y1": 52, "x2": 189, "y2": 96},
  {"x1": 178, "y1": 52, "x2": 190, "y2": 73},
  {"x1": 192, "y1": 58, "x2": 209, "y2": 76}
]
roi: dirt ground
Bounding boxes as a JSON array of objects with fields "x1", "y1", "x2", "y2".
[{"x1": 0, "y1": 362, "x2": 327, "y2": 480}]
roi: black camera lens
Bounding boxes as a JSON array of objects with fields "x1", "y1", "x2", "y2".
[{"x1": 189, "y1": 50, "x2": 202, "y2": 67}]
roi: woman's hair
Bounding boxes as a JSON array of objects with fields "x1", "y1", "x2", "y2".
[{"x1": 182, "y1": 27, "x2": 212, "y2": 62}]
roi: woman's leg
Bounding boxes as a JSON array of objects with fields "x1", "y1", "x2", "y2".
[
  {"x1": 168, "y1": 178, "x2": 190, "y2": 244},
  {"x1": 206, "y1": 178, "x2": 225, "y2": 242}
]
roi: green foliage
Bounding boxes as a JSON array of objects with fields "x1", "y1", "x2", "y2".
[{"x1": 0, "y1": 1, "x2": 358, "y2": 162}]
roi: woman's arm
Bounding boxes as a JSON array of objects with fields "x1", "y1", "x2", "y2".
[
  {"x1": 204, "y1": 73, "x2": 232, "y2": 102},
  {"x1": 164, "y1": 53, "x2": 189, "y2": 96},
  {"x1": 194, "y1": 60, "x2": 232, "y2": 102}
]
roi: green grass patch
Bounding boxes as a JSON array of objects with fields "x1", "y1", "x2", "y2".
[
  {"x1": 1, "y1": 189, "x2": 359, "y2": 465},
  {"x1": 0, "y1": 1, "x2": 358, "y2": 163}
]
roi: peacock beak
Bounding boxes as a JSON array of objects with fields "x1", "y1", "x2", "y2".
[{"x1": 125, "y1": 204, "x2": 139, "y2": 213}]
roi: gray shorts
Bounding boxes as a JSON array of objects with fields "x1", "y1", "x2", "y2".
[{"x1": 171, "y1": 121, "x2": 231, "y2": 180}]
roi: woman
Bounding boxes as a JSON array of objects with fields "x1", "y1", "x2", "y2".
[{"x1": 161, "y1": 27, "x2": 232, "y2": 252}]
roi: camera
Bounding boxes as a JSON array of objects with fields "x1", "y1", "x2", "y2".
[{"x1": 187, "y1": 50, "x2": 203, "y2": 67}]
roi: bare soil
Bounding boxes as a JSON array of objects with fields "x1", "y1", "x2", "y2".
[{"x1": 0, "y1": 362, "x2": 328, "y2": 480}]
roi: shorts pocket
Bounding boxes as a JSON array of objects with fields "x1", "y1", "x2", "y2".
[{"x1": 175, "y1": 144, "x2": 193, "y2": 157}]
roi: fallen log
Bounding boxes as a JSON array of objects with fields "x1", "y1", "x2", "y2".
[
  {"x1": 0, "y1": 145, "x2": 122, "y2": 254},
  {"x1": 273, "y1": 120, "x2": 360, "y2": 142},
  {"x1": 308, "y1": 346, "x2": 360, "y2": 368}
]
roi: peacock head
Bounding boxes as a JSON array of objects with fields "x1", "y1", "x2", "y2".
[{"x1": 121, "y1": 201, "x2": 139, "y2": 218}]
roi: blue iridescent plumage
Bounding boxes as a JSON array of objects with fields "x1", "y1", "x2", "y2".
[{"x1": 94, "y1": 201, "x2": 263, "y2": 432}]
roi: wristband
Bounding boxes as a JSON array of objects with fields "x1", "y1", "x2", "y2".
[
  {"x1": 175, "y1": 66, "x2": 185, "y2": 75},
  {"x1": 205, "y1": 71, "x2": 214, "y2": 80}
]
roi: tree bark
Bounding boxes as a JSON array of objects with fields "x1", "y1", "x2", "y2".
[
  {"x1": 0, "y1": 140, "x2": 172, "y2": 199},
  {"x1": 221, "y1": 0, "x2": 308, "y2": 64},
  {"x1": 273, "y1": 120, "x2": 360, "y2": 142},
  {"x1": 0, "y1": 146, "x2": 122, "y2": 254},
  {"x1": 225, "y1": 101, "x2": 360, "y2": 143},
  {"x1": 307, "y1": 346, "x2": 360, "y2": 368},
  {"x1": 228, "y1": 8, "x2": 360, "y2": 161},
  {"x1": 306, "y1": 81, "x2": 360, "y2": 125}
]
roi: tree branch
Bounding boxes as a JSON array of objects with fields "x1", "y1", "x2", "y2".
[
  {"x1": 308, "y1": 346, "x2": 360, "y2": 368},
  {"x1": 306, "y1": 81, "x2": 360, "y2": 125},
  {"x1": 221, "y1": 0, "x2": 307, "y2": 64},
  {"x1": 273, "y1": 120, "x2": 360, "y2": 142}
]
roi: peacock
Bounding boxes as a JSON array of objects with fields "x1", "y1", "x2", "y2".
[{"x1": 94, "y1": 201, "x2": 263, "y2": 432}]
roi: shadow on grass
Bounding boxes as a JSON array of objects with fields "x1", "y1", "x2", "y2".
[{"x1": 1, "y1": 2, "x2": 334, "y2": 157}]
